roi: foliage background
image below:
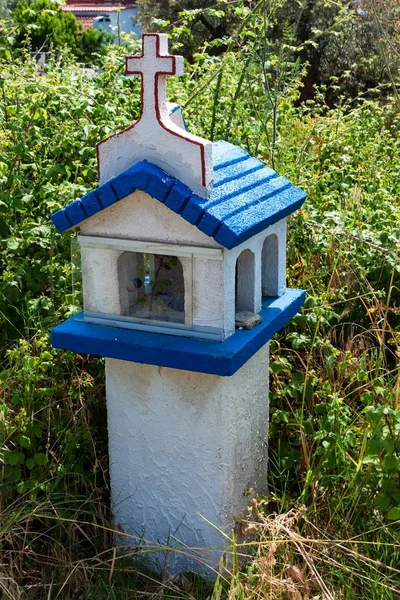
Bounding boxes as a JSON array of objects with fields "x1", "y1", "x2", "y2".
[
  {"x1": 2, "y1": 0, "x2": 110, "y2": 62},
  {"x1": 0, "y1": 0, "x2": 399, "y2": 598}
]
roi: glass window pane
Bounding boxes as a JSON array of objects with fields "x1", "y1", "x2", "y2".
[{"x1": 120, "y1": 252, "x2": 185, "y2": 324}]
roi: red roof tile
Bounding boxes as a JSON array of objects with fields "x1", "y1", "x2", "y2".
[
  {"x1": 76, "y1": 15, "x2": 94, "y2": 28},
  {"x1": 63, "y1": 4, "x2": 135, "y2": 11}
]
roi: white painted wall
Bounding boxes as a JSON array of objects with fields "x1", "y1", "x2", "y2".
[
  {"x1": 80, "y1": 247, "x2": 122, "y2": 314},
  {"x1": 192, "y1": 258, "x2": 224, "y2": 330},
  {"x1": 105, "y1": 343, "x2": 270, "y2": 575},
  {"x1": 222, "y1": 219, "x2": 287, "y2": 336},
  {"x1": 80, "y1": 191, "x2": 221, "y2": 249},
  {"x1": 109, "y1": 8, "x2": 141, "y2": 37},
  {"x1": 167, "y1": 103, "x2": 186, "y2": 131}
]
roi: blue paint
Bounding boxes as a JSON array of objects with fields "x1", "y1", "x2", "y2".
[
  {"x1": 164, "y1": 181, "x2": 192, "y2": 213},
  {"x1": 51, "y1": 140, "x2": 307, "y2": 249},
  {"x1": 51, "y1": 289, "x2": 305, "y2": 376},
  {"x1": 215, "y1": 186, "x2": 306, "y2": 249},
  {"x1": 212, "y1": 166, "x2": 277, "y2": 203},
  {"x1": 64, "y1": 200, "x2": 86, "y2": 223},
  {"x1": 96, "y1": 180, "x2": 118, "y2": 208},
  {"x1": 111, "y1": 164, "x2": 141, "y2": 199},
  {"x1": 198, "y1": 172, "x2": 287, "y2": 237},
  {"x1": 145, "y1": 169, "x2": 176, "y2": 202},
  {"x1": 212, "y1": 140, "x2": 249, "y2": 170},
  {"x1": 213, "y1": 156, "x2": 264, "y2": 187},
  {"x1": 51, "y1": 209, "x2": 71, "y2": 231},
  {"x1": 81, "y1": 190, "x2": 102, "y2": 216},
  {"x1": 180, "y1": 194, "x2": 206, "y2": 225}
]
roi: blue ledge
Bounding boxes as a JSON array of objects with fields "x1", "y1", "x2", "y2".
[
  {"x1": 51, "y1": 289, "x2": 305, "y2": 376},
  {"x1": 51, "y1": 140, "x2": 306, "y2": 250}
]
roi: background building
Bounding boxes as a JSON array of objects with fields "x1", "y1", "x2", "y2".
[{"x1": 62, "y1": 0, "x2": 141, "y2": 37}]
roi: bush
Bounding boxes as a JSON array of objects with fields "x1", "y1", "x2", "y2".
[{"x1": 13, "y1": 0, "x2": 110, "y2": 62}]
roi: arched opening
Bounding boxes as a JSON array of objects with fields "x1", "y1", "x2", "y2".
[
  {"x1": 262, "y1": 234, "x2": 280, "y2": 297},
  {"x1": 235, "y1": 249, "x2": 256, "y2": 313},
  {"x1": 118, "y1": 251, "x2": 185, "y2": 324}
]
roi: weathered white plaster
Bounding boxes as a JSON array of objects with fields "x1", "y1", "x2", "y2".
[
  {"x1": 192, "y1": 258, "x2": 224, "y2": 330},
  {"x1": 105, "y1": 343, "x2": 270, "y2": 575},
  {"x1": 80, "y1": 191, "x2": 222, "y2": 249},
  {"x1": 222, "y1": 219, "x2": 287, "y2": 335},
  {"x1": 98, "y1": 34, "x2": 213, "y2": 198},
  {"x1": 81, "y1": 247, "x2": 123, "y2": 314},
  {"x1": 167, "y1": 103, "x2": 186, "y2": 131},
  {"x1": 236, "y1": 250, "x2": 256, "y2": 313}
]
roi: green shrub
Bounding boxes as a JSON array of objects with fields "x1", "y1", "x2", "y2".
[{"x1": 13, "y1": 0, "x2": 111, "y2": 62}]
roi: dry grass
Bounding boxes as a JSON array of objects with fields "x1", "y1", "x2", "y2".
[{"x1": 1, "y1": 486, "x2": 400, "y2": 599}]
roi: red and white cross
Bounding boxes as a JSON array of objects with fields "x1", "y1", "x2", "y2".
[{"x1": 126, "y1": 34, "x2": 184, "y2": 121}]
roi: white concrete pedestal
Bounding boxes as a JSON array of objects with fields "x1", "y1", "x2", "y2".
[{"x1": 105, "y1": 344, "x2": 270, "y2": 576}]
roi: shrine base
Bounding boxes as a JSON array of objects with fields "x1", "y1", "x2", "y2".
[{"x1": 105, "y1": 344, "x2": 270, "y2": 577}]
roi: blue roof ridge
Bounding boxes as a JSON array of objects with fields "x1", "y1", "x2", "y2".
[
  {"x1": 51, "y1": 160, "x2": 176, "y2": 232},
  {"x1": 79, "y1": 202, "x2": 89, "y2": 219}
]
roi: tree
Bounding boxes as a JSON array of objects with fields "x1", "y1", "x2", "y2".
[
  {"x1": 275, "y1": 0, "x2": 398, "y2": 101},
  {"x1": 137, "y1": 0, "x2": 243, "y2": 60},
  {"x1": 0, "y1": 0, "x2": 17, "y2": 20},
  {"x1": 13, "y1": 0, "x2": 110, "y2": 62},
  {"x1": 138, "y1": 0, "x2": 399, "y2": 100}
]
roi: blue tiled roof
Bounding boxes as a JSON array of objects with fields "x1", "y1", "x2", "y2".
[{"x1": 51, "y1": 140, "x2": 307, "y2": 250}]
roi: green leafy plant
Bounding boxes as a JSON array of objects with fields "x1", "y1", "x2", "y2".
[{"x1": 13, "y1": 0, "x2": 111, "y2": 63}]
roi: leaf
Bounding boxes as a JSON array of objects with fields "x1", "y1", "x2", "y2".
[
  {"x1": 366, "y1": 438, "x2": 382, "y2": 457},
  {"x1": 383, "y1": 437, "x2": 395, "y2": 453},
  {"x1": 387, "y1": 507, "x2": 400, "y2": 521},
  {"x1": 382, "y1": 455, "x2": 400, "y2": 470},
  {"x1": 364, "y1": 405, "x2": 384, "y2": 424},
  {"x1": 19, "y1": 435, "x2": 32, "y2": 448},
  {"x1": 374, "y1": 493, "x2": 391, "y2": 512},
  {"x1": 5, "y1": 451, "x2": 25, "y2": 466},
  {"x1": 7, "y1": 238, "x2": 20, "y2": 251},
  {"x1": 26, "y1": 458, "x2": 36, "y2": 470},
  {"x1": 33, "y1": 452, "x2": 48, "y2": 466},
  {"x1": 30, "y1": 225, "x2": 51, "y2": 237}
]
